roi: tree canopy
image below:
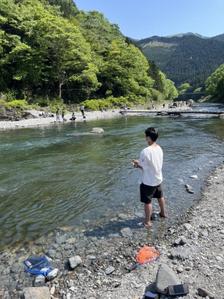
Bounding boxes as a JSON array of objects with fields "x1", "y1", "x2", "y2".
[
  {"x1": 206, "y1": 64, "x2": 224, "y2": 102},
  {"x1": 0, "y1": 0, "x2": 178, "y2": 106}
]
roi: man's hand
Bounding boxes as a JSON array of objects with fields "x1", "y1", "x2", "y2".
[{"x1": 132, "y1": 159, "x2": 140, "y2": 168}]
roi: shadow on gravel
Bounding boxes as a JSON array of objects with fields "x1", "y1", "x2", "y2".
[{"x1": 84, "y1": 217, "x2": 143, "y2": 238}]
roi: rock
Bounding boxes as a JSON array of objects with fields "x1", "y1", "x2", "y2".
[
  {"x1": 91, "y1": 127, "x2": 104, "y2": 134},
  {"x1": 197, "y1": 288, "x2": 215, "y2": 298},
  {"x1": 23, "y1": 287, "x2": 51, "y2": 299},
  {"x1": 173, "y1": 236, "x2": 187, "y2": 246},
  {"x1": 155, "y1": 264, "x2": 180, "y2": 294},
  {"x1": 55, "y1": 234, "x2": 67, "y2": 244},
  {"x1": 66, "y1": 237, "x2": 76, "y2": 244},
  {"x1": 183, "y1": 223, "x2": 192, "y2": 231},
  {"x1": 50, "y1": 286, "x2": 56, "y2": 295},
  {"x1": 120, "y1": 227, "x2": 133, "y2": 238},
  {"x1": 33, "y1": 275, "x2": 45, "y2": 287},
  {"x1": 47, "y1": 249, "x2": 56, "y2": 259},
  {"x1": 68, "y1": 256, "x2": 82, "y2": 270},
  {"x1": 190, "y1": 174, "x2": 198, "y2": 179},
  {"x1": 170, "y1": 248, "x2": 191, "y2": 260},
  {"x1": 185, "y1": 184, "x2": 194, "y2": 194},
  {"x1": 46, "y1": 268, "x2": 59, "y2": 280},
  {"x1": 176, "y1": 266, "x2": 184, "y2": 273},
  {"x1": 105, "y1": 266, "x2": 115, "y2": 275}
]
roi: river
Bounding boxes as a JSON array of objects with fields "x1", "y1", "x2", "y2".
[{"x1": 0, "y1": 104, "x2": 224, "y2": 248}]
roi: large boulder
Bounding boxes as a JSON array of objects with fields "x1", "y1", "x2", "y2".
[
  {"x1": 23, "y1": 287, "x2": 50, "y2": 299},
  {"x1": 155, "y1": 264, "x2": 180, "y2": 294},
  {"x1": 90, "y1": 127, "x2": 104, "y2": 134}
]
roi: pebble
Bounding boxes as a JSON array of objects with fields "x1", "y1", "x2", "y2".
[
  {"x1": 105, "y1": 266, "x2": 115, "y2": 275},
  {"x1": 190, "y1": 174, "x2": 198, "y2": 179}
]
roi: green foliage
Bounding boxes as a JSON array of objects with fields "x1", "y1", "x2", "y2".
[
  {"x1": 0, "y1": 98, "x2": 30, "y2": 109},
  {"x1": 8, "y1": 99, "x2": 29, "y2": 109},
  {"x1": 194, "y1": 87, "x2": 202, "y2": 93},
  {"x1": 47, "y1": 0, "x2": 78, "y2": 18},
  {"x1": 0, "y1": 0, "x2": 178, "y2": 108},
  {"x1": 178, "y1": 82, "x2": 191, "y2": 94},
  {"x1": 206, "y1": 64, "x2": 224, "y2": 101},
  {"x1": 82, "y1": 96, "x2": 146, "y2": 111}
]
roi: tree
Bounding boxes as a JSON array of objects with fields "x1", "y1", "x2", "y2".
[{"x1": 206, "y1": 64, "x2": 224, "y2": 101}]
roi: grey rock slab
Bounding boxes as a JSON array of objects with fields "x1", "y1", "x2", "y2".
[
  {"x1": 120, "y1": 227, "x2": 133, "y2": 238},
  {"x1": 155, "y1": 264, "x2": 180, "y2": 294},
  {"x1": 68, "y1": 256, "x2": 82, "y2": 269},
  {"x1": 23, "y1": 287, "x2": 51, "y2": 299}
]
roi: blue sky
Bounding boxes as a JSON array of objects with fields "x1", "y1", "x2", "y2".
[{"x1": 75, "y1": 0, "x2": 224, "y2": 39}]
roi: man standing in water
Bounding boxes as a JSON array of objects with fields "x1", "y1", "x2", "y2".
[{"x1": 132, "y1": 127, "x2": 166, "y2": 228}]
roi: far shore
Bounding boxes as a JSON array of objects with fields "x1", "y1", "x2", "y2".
[{"x1": 0, "y1": 102, "x2": 191, "y2": 130}]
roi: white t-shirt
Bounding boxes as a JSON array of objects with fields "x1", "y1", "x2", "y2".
[{"x1": 139, "y1": 144, "x2": 163, "y2": 186}]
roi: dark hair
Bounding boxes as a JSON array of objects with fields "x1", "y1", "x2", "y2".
[{"x1": 145, "y1": 127, "x2": 158, "y2": 142}]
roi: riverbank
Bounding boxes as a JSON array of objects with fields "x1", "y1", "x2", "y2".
[
  {"x1": 0, "y1": 164, "x2": 223, "y2": 299},
  {"x1": 0, "y1": 110, "x2": 122, "y2": 130},
  {"x1": 0, "y1": 102, "x2": 191, "y2": 130}
]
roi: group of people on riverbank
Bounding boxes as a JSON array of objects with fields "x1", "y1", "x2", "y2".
[{"x1": 55, "y1": 105, "x2": 86, "y2": 122}]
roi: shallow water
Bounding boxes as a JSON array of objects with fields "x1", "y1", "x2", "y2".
[{"x1": 0, "y1": 104, "x2": 224, "y2": 248}]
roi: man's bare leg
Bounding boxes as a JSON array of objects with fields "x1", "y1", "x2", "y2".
[
  {"x1": 144, "y1": 203, "x2": 152, "y2": 227},
  {"x1": 157, "y1": 197, "x2": 167, "y2": 217}
]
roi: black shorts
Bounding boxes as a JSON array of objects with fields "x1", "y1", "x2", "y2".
[{"x1": 140, "y1": 183, "x2": 163, "y2": 204}]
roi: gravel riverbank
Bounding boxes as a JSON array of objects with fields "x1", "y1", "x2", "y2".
[
  {"x1": 0, "y1": 164, "x2": 223, "y2": 299},
  {"x1": 0, "y1": 102, "x2": 191, "y2": 130},
  {"x1": 0, "y1": 110, "x2": 122, "y2": 130}
]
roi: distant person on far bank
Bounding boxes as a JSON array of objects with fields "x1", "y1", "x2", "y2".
[
  {"x1": 80, "y1": 105, "x2": 86, "y2": 119},
  {"x1": 61, "y1": 109, "x2": 66, "y2": 121},
  {"x1": 132, "y1": 127, "x2": 167, "y2": 228},
  {"x1": 56, "y1": 108, "x2": 60, "y2": 122}
]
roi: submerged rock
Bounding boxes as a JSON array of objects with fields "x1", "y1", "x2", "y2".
[{"x1": 90, "y1": 127, "x2": 104, "y2": 134}]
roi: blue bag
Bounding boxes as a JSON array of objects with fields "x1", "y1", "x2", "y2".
[{"x1": 23, "y1": 256, "x2": 53, "y2": 276}]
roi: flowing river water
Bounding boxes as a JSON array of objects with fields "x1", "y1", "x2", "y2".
[{"x1": 0, "y1": 104, "x2": 224, "y2": 248}]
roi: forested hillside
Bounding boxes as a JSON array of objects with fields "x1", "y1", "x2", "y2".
[
  {"x1": 0, "y1": 0, "x2": 177, "y2": 110},
  {"x1": 137, "y1": 33, "x2": 224, "y2": 88}
]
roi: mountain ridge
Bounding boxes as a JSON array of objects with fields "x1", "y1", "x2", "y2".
[{"x1": 136, "y1": 33, "x2": 224, "y2": 87}]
